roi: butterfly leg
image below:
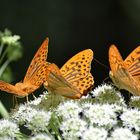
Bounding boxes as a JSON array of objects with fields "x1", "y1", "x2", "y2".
[
  {"x1": 32, "y1": 93, "x2": 36, "y2": 99},
  {"x1": 26, "y1": 96, "x2": 29, "y2": 103},
  {"x1": 13, "y1": 96, "x2": 18, "y2": 107}
]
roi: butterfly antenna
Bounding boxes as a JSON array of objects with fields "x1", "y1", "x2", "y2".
[
  {"x1": 103, "y1": 76, "x2": 110, "y2": 82},
  {"x1": 94, "y1": 57, "x2": 109, "y2": 70}
]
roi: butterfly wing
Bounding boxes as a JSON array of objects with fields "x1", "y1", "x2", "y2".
[
  {"x1": 60, "y1": 49, "x2": 94, "y2": 95},
  {"x1": 0, "y1": 81, "x2": 27, "y2": 97},
  {"x1": 23, "y1": 38, "x2": 49, "y2": 83},
  {"x1": 109, "y1": 45, "x2": 124, "y2": 74},
  {"x1": 44, "y1": 63, "x2": 82, "y2": 99},
  {"x1": 124, "y1": 46, "x2": 140, "y2": 81},
  {"x1": 109, "y1": 45, "x2": 140, "y2": 95}
]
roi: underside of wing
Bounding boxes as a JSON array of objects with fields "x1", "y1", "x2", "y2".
[
  {"x1": 124, "y1": 46, "x2": 140, "y2": 81},
  {"x1": 23, "y1": 38, "x2": 49, "y2": 83},
  {"x1": 109, "y1": 45, "x2": 124, "y2": 74},
  {"x1": 0, "y1": 80, "x2": 27, "y2": 97},
  {"x1": 25, "y1": 63, "x2": 50, "y2": 88}
]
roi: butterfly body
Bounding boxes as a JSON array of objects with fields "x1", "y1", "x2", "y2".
[
  {"x1": 44, "y1": 49, "x2": 94, "y2": 99},
  {"x1": 109, "y1": 45, "x2": 140, "y2": 96}
]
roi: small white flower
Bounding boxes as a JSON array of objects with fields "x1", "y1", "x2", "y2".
[
  {"x1": 26, "y1": 110, "x2": 51, "y2": 133},
  {"x1": 108, "y1": 127, "x2": 138, "y2": 140},
  {"x1": 56, "y1": 101, "x2": 82, "y2": 120},
  {"x1": 0, "y1": 119, "x2": 19, "y2": 138},
  {"x1": 1, "y1": 35, "x2": 20, "y2": 45},
  {"x1": 130, "y1": 96, "x2": 140, "y2": 102},
  {"x1": 83, "y1": 103, "x2": 117, "y2": 129},
  {"x1": 31, "y1": 133, "x2": 52, "y2": 140},
  {"x1": 82, "y1": 126, "x2": 108, "y2": 140},
  {"x1": 120, "y1": 109, "x2": 140, "y2": 131},
  {"x1": 60, "y1": 117, "x2": 87, "y2": 140},
  {"x1": 28, "y1": 94, "x2": 46, "y2": 106}
]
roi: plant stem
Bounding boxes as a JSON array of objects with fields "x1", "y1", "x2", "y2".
[
  {"x1": 0, "y1": 43, "x2": 4, "y2": 57},
  {"x1": 0, "y1": 44, "x2": 9, "y2": 65},
  {"x1": 0, "y1": 101, "x2": 9, "y2": 118},
  {"x1": 0, "y1": 59, "x2": 11, "y2": 77}
]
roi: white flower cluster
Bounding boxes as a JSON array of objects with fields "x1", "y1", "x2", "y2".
[
  {"x1": 1, "y1": 35, "x2": 20, "y2": 45},
  {"x1": 25, "y1": 110, "x2": 51, "y2": 133},
  {"x1": 60, "y1": 117, "x2": 87, "y2": 140},
  {"x1": 0, "y1": 119, "x2": 19, "y2": 139},
  {"x1": 121, "y1": 109, "x2": 140, "y2": 131},
  {"x1": 88, "y1": 83, "x2": 125, "y2": 105},
  {"x1": 56, "y1": 101, "x2": 82, "y2": 120},
  {"x1": 12, "y1": 104, "x2": 51, "y2": 133},
  {"x1": 83, "y1": 103, "x2": 118, "y2": 129}
]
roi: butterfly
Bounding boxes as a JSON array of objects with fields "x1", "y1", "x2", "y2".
[
  {"x1": 44, "y1": 49, "x2": 94, "y2": 99},
  {"x1": 109, "y1": 45, "x2": 140, "y2": 96},
  {"x1": 0, "y1": 38, "x2": 50, "y2": 97}
]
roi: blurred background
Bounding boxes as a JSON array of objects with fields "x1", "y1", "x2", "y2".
[{"x1": 0, "y1": 0, "x2": 140, "y2": 110}]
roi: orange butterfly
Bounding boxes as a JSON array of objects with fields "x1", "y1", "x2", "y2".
[
  {"x1": 109, "y1": 45, "x2": 140, "y2": 96},
  {"x1": 0, "y1": 38, "x2": 50, "y2": 97},
  {"x1": 44, "y1": 49, "x2": 94, "y2": 99}
]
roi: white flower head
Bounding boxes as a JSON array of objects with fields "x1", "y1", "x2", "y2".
[
  {"x1": 108, "y1": 127, "x2": 138, "y2": 140},
  {"x1": 60, "y1": 117, "x2": 87, "y2": 140},
  {"x1": 0, "y1": 119, "x2": 19, "y2": 138},
  {"x1": 82, "y1": 126, "x2": 108, "y2": 140},
  {"x1": 88, "y1": 83, "x2": 125, "y2": 106},
  {"x1": 2, "y1": 35, "x2": 20, "y2": 45},
  {"x1": 11, "y1": 104, "x2": 38, "y2": 124},
  {"x1": 83, "y1": 103, "x2": 117, "y2": 129},
  {"x1": 121, "y1": 108, "x2": 140, "y2": 131},
  {"x1": 90, "y1": 83, "x2": 115, "y2": 97},
  {"x1": 56, "y1": 101, "x2": 82, "y2": 120},
  {"x1": 31, "y1": 133, "x2": 52, "y2": 140},
  {"x1": 26, "y1": 110, "x2": 51, "y2": 133}
]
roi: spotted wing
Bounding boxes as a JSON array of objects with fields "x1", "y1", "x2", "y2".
[
  {"x1": 23, "y1": 38, "x2": 49, "y2": 83},
  {"x1": 124, "y1": 46, "x2": 140, "y2": 81},
  {"x1": 60, "y1": 49, "x2": 94, "y2": 95}
]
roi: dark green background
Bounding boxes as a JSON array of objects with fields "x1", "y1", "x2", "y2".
[{"x1": 0, "y1": 0, "x2": 140, "y2": 109}]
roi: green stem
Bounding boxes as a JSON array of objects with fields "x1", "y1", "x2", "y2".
[
  {"x1": 0, "y1": 43, "x2": 4, "y2": 57},
  {"x1": 0, "y1": 59, "x2": 11, "y2": 77},
  {"x1": 16, "y1": 132, "x2": 29, "y2": 140},
  {"x1": 0, "y1": 101, "x2": 9, "y2": 118},
  {"x1": 0, "y1": 44, "x2": 10, "y2": 65},
  {"x1": 49, "y1": 118, "x2": 62, "y2": 140}
]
